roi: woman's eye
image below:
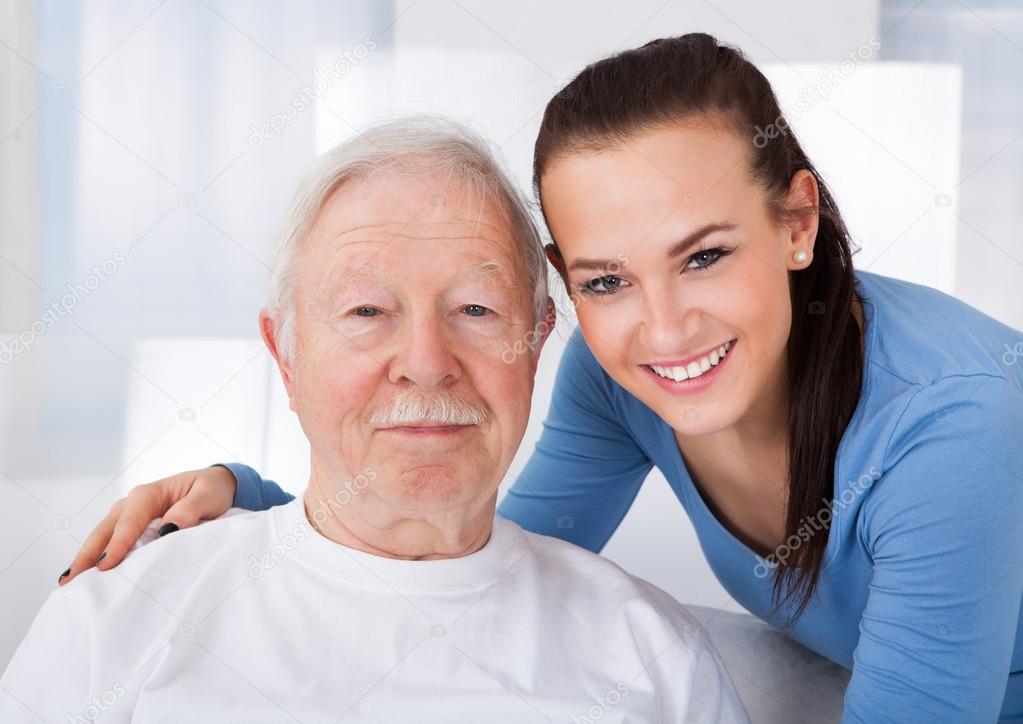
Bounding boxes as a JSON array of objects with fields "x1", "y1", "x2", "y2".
[
  {"x1": 685, "y1": 247, "x2": 733, "y2": 272},
  {"x1": 580, "y1": 275, "x2": 626, "y2": 296},
  {"x1": 463, "y1": 304, "x2": 489, "y2": 317}
]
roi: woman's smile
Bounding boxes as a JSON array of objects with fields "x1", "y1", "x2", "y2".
[{"x1": 642, "y1": 338, "x2": 737, "y2": 395}]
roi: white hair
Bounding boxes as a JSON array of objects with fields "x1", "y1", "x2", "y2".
[
  {"x1": 267, "y1": 115, "x2": 549, "y2": 360},
  {"x1": 368, "y1": 389, "x2": 488, "y2": 427}
]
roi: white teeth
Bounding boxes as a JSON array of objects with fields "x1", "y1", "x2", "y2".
[
  {"x1": 651, "y1": 364, "x2": 687, "y2": 381},
  {"x1": 648, "y1": 340, "x2": 734, "y2": 382}
]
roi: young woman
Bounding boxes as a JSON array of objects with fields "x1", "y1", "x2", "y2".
[{"x1": 63, "y1": 34, "x2": 1023, "y2": 721}]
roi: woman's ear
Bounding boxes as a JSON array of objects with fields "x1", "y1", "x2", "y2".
[
  {"x1": 783, "y1": 170, "x2": 820, "y2": 263},
  {"x1": 544, "y1": 243, "x2": 566, "y2": 277}
]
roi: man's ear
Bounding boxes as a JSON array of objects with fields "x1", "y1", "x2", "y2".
[
  {"x1": 528, "y1": 297, "x2": 558, "y2": 375},
  {"x1": 259, "y1": 308, "x2": 298, "y2": 411},
  {"x1": 783, "y1": 170, "x2": 820, "y2": 263}
]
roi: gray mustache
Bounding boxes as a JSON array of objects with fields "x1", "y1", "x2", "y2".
[{"x1": 369, "y1": 391, "x2": 489, "y2": 427}]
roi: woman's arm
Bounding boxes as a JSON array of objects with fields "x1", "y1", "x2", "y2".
[
  {"x1": 842, "y1": 374, "x2": 1023, "y2": 723},
  {"x1": 61, "y1": 463, "x2": 292, "y2": 584},
  {"x1": 498, "y1": 329, "x2": 654, "y2": 553},
  {"x1": 218, "y1": 462, "x2": 295, "y2": 510}
]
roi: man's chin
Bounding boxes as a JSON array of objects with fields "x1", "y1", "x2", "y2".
[{"x1": 382, "y1": 464, "x2": 494, "y2": 510}]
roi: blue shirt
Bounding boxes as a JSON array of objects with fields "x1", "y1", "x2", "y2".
[{"x1": 225, "y1": 270, "x2": 1023, "y2": 723}]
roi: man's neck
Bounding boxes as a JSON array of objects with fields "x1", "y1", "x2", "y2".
[{"x1": 302, "y1": 486, "x2": 496, "y2": 561}]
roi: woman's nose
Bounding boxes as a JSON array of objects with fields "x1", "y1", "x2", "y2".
[{"x1": 639, "y1": 293, "x2": 700, "y2": 356}]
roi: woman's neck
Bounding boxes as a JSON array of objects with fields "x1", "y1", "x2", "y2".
[{"x1": 672, "y1": 295, "x2": 866, "y2": 555}]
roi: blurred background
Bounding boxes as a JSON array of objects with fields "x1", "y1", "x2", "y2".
[{"x1": 1, "y1": 0, "x2": 1021, "y2": 678}]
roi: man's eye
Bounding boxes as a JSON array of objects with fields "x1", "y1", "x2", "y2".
[
  {"x1": 353, "y1": 306, "x2": 380, "y2": 317},
  {"x1": 579, "y1": 275, "x2": 626, "y2": 296},
  {"x1": 463, "y1": 304, "x2": 489, "y2": 317}
]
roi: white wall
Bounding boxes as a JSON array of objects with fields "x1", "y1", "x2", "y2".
[{"x1": 7, "y1": 0, "x2": 1020, "y2": 673}]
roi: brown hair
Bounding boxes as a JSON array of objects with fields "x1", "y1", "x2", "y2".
[{"x1": 533, "y1": 33, "x2": 864, "y2": 623}]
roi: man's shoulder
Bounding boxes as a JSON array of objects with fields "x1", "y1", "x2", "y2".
[
  {"x1": 509, "y1": 520, "x2": 708, "y2": 641},
  {"x1": 505, "y1": 520, "x2": 732, "y2": 711},
  {"x1": 62, "y1": 505, "x2": 280, "y2": 611}
]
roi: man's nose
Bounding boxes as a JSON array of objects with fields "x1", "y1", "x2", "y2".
[{"x1": 389, "y1": 312, "x2": 462, "y2": 388}]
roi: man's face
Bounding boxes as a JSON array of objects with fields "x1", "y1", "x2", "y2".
[{"x1": 270, "y1": 170, "x2": 547, "y2": 529}]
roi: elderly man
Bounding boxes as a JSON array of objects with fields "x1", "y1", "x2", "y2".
[{"x1": 1, "y1": 117, "x2": 748, "y2": 723}]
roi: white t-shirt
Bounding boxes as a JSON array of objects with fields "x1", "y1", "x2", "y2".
[{"x1": 1, "y1": 498, "x2": 748, "y2": 723}]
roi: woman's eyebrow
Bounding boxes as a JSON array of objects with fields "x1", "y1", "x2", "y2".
[
  {"x1": 567, "y1": 221, "x2": 738, "y2": 271},
  {"x1": 667, "y1": 221, "x2": 738, "y2": 257}
]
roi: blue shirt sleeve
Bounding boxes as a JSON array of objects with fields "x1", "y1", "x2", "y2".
[
  {"x1": 212, "y1": 462, "x2": 295, "y2": 510},
  {"x1": 842, "y1": 374, "x2": 1023, "y2": 723},
  {"x1": 496, "y1": 330, "x2": 654, "y2": 553}
]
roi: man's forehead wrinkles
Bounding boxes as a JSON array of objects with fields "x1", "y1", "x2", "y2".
[
  {"x1": 321, "y1": 259, "x2": 390, "y2": 292},
  {"x1": 386, "y1": 232, "x2": 508, "y2": 245},
  {"x1": 327, "y1": 216, "x2": 513, "y2": 238},
  {"x1": 328, "y1": 223, "x2": 401, "y2": 243}
]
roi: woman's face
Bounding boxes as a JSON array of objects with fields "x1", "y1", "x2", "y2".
[{"x1": 540, "y1": 120, "x2": 818, "y2": 436}]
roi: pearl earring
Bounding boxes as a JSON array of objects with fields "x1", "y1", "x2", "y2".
[{"x1": 793, "y1": 250, "x2": 808, "y2": 264}]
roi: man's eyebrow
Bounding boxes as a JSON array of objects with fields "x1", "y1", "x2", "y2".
[
  {"x1": 566, "y1": 221, "x2": 738, "y2": 271},
  {"x1": 463, "y1": 260, "x2": 510, "y2": 280}
]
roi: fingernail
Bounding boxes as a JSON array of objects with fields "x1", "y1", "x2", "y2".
[
  {"x1": 58, "y1": 568, "x2": 70, "y2": 583},
  {"x1": 157, "y1": 522, "x2": 179, "y2": 537},
  {"x1": 96, "y1": 552, "x2": 106, "y2": 565}
]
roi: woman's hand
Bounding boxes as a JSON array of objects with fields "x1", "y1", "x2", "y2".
[{"x1": 59, "y1": 466, "x2": 237, "y2": 585}]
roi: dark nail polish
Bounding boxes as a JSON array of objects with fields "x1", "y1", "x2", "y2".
[
  {"x1": 157, "y1": 522, "x2": 179, "y2": 537},
  {"x1": 58, "y1": 568, "x2": 70, "y2": 582},
  {"x1": 96, "y1": 552, "x2": 107, "y2": 565}
]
